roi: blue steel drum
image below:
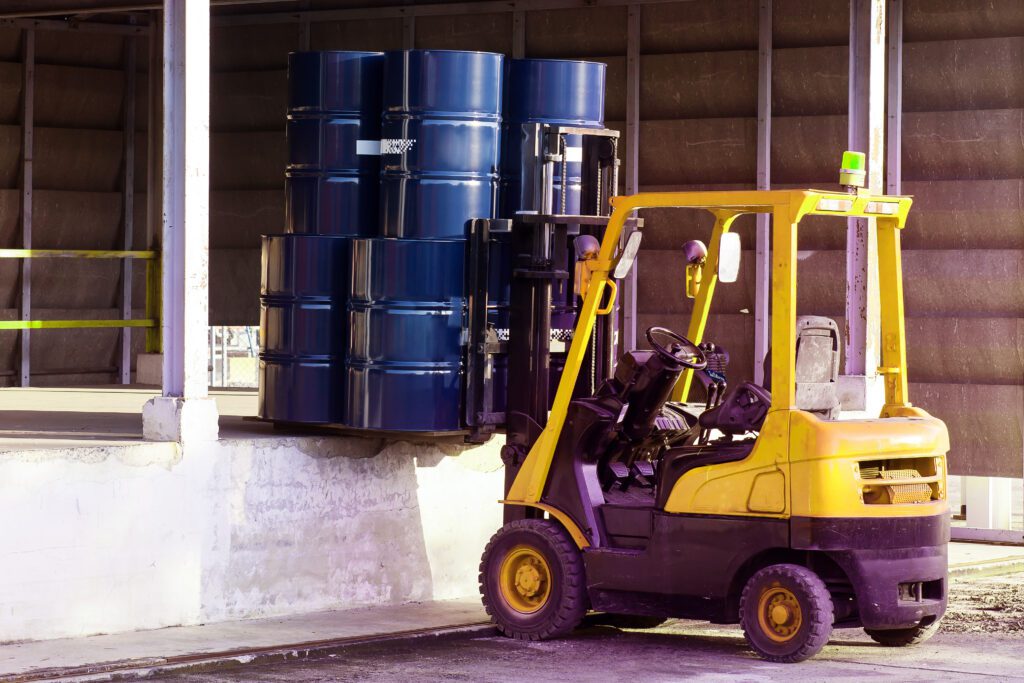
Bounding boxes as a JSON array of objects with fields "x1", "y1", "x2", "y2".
[
  {"x1": 286, "y1": 51, "x2": 383, "y2": 236},
  {"x1": 379, "y1": 50, "x2": 503, "y2": 240},
  {"x1": 345, "y1": 238, "x2": 466, "y2": 431},
  {"x1": 501, "y1": 58, "x2": 606, "y2": 217},
  {"x1": 259, "y1": 234, "x2": 350, "y2": 423}
]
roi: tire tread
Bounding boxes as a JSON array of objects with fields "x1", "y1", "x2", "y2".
[
  {"x1": 739, "y1": 563, "x2": 834, "y2": 663},
  {"x1": 865, "y1": 619, "x2": 941, "y2": 647},
  {"x1": 479, "y1": 519, "x2": 587, "y2": 641}
]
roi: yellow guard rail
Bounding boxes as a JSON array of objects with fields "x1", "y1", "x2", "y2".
[{"x1": 0, "y1": 249, "x2": 161, "y2": 352}]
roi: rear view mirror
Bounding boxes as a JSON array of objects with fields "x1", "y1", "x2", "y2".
[
  {"x1": 612, "y1": 231, "x2": 643, "y2": 279},
  {"x1": 718, "y1": 233, "x2": 741, "y2": 283}
]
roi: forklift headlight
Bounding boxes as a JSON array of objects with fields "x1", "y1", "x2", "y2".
[
  {"x1": 816, "y1": 198, "x2": 853, "y2": 212},
  {"x1": 865, "y1": 201, "x2": 899, "y2": 215}
]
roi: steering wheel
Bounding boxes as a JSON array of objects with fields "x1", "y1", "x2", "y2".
[{"x1": 646, "y1": 326, "x2": 707, "y2": 370}]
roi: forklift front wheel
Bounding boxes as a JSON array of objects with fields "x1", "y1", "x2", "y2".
[
  {"x1": 740, "y1": 563, "x2": 834, "y2": 663},
  {"x1": 479, "y1": 519, "x2": 588, "y2": 641}
]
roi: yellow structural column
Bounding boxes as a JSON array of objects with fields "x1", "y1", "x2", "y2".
[
  {"x1": 770, "y1": 204, "x2": 798, "y2": 411},
  {"x1": 876, "y1": 216, "x2": 910, "y2": 409}
]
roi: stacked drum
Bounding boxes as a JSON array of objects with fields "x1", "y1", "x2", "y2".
[
  {"x1": 258, "y1": 235, "x2": 349, "y2": 423},
  {"x1": 259, "y1": 50, "x2": 607, "y2": 432},
  {"x1": 498, "y1": 58, "x2": 608, "y2": 408},
  {"x1": 259, "y1": 51, "x2": 384, "y2": 424},
  {"x1": 344, "y1": 50, "x2": 504, "y2": 432},
  {"x1": 501, "y1": 58, "x2": 607, "y2": 218},
  {"x1": 285, "y1": 51, "x2": 384, "y2": 236}
]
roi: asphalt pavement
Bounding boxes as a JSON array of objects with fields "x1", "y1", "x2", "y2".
[{"x1": 152, "y1": 573, "x2": 1024, "y2": 683}]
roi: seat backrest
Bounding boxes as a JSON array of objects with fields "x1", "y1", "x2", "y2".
[{"x1": 794, "y1": 316, "x2": 841, "y2": 419}]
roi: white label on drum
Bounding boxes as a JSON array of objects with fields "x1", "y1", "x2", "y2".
[
  {"x1": 564, "y1": 146, "x2": 583, "y2": 163},
  {"x1": 380, "y1": 138, "x2": 417, "y2": 154},
  {"x1": 356, "y1": 139, "x2": 381, "y2": 156}
]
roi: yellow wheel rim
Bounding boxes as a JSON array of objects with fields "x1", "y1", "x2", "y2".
[
  {"x1": 757, "y1": 584, "x2": 803, "y2": 643},
  {"x1": 498, "y1": 544, "x2": 552, "y2": 614}
]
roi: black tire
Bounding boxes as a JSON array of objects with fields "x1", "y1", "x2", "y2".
[
  {"x1": 865, "y1": 617, "x2": 941, "y2": 647},
  {"x1": 585, "y1": 613, "x2": 669, "y2": 630},
  {"x1": 740, "y1": 563, "x2": 834, "y2": 663},
  {"x1": 479, "y1": 519, "x2": 588, "y2": 641}
]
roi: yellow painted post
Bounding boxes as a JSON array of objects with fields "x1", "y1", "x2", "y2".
[
  {"x1": 876, "y1": 217, "x2": 909, "y2": 408},
  {"x1": 770, "y1": 204, "x2": 798, "y2": 411},
  {"x1": 146, "y1": 256, "x2": 162, "y2": 353},
  {"x1": 671, "y1": 211, "x2": 740, "y2": 402}
]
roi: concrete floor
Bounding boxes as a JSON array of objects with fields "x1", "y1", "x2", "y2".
[
  {"x1": 0, "y1": 599, "x2": 487, "y2": 681},
  {"x1": 0, "y1": 386, "x2": 274, "y2": 447},
  {"x1": 151, "y1": 573, "x2": 1024, "y2": 682},
  {"x1": 3, "y1": 558, "x2": 1022, "y2": 682}
]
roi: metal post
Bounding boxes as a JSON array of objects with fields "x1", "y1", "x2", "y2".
[
  {"x1": 143, "y1": 0, "x2": 218, "y2": 442},
  {"x1": 885, "y1": 0, "x2": 902, "y2": 196},
  {"x1": 160, "y1": 0, "x2": 210, "y2": 401},
  {"x1": 754, "y1": 0, "x2": 771, "y2": 386},
  {"x1": 844, "y1": 0, "x2": 884, "y2": 404},
  {"x1": 512, "y1": 10, "x2": 525, "y2": 58},
  {"x1": 19, "y1": 29, "x2": 33, "y2": 387},
  {"x1": 621, "y1": 4, "x2": 640, "y2": 353},
  {"x1": 145, "y1": 18, "x2": 161, "y2": 354},
  {"x1": 120, "y1": 36, "x2": 138, "y2": 384},
  {"x1": 220, "y1": 325, "x2": 228, "y2": 387}
]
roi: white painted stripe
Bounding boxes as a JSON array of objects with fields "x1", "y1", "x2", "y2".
[{"x1": 356, "y1": 139, "x2": 381, "y2": 156}]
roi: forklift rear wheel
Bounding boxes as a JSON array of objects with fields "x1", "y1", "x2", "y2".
[
  {"x1": 479, "y1": 519, "x2": 587, "y2": 641},
  {"x1": 865, "y1": 617, "x2": 941, "y2": 647},
  {"x1": 740, "y1": 563, "x2": 834, "y2": 663}
]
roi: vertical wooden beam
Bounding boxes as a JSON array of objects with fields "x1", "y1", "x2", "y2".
[
  {"x1": 754, "y1": 0, "x2": 772, "y2": 386},
  {"x1": 621, "y1": 4, "x2": 640, "y2": 353},
  {"x1": 120, "y1": 36, "x2": 138, "y2": 384},
  {"x1": 298, "y1": 0, "x2": 311, "y2": 50},
  {"x1": 19, "y1": 29, "x2": 34, "y2": 388},
  {"x1": 885, "y1": 0, "x2": 902, "y2": 195},
  {"x1": 844, "y1": 0, "x2": 884, "y2": 392},
  {"x1": 402, "y1": 15, "x2": 415, "y2": 48},
  {"x1": 512, "y1": 9, "x2": 525, "y2": 58}
]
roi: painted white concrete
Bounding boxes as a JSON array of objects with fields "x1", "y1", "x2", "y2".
[
  {"x1": 142, "y1": 396, "x2": 220, "y2": 442},
  {"x1": 145, "y1": 0, "x2": 218, "y2": 443},
  {"x1": 0, "y1": 434, "x2": 503, "y2": 643},
  {"x1": 965, "y1": 475, "x2": 1015, "y2": 530},
  {"x1": 159, "y1": 0, "x2": 211, "y2": 401}
]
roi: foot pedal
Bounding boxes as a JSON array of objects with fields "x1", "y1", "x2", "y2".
[
  {"x1": 633, "y1": 461, "x2": 654, "y2": 478},
  {"x1": 630, "y1": 461, "x2": 655, "y2": 488},
  {"x1": 601, "y1": 461, "x2": 631, "y2": 492}
]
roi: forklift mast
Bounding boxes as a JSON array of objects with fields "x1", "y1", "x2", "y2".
[{"x1": 462, "y1": 123, "x2": 639, "y2": 518}]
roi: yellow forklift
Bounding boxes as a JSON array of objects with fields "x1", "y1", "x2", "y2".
[{"x1": 478, "y1": 147, "x2": 950, "y2": 663}]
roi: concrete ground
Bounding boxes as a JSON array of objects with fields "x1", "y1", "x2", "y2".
[
  {"x1": 2, "y1": 564, "x2": 1022, "y2": 682},
  {"x1": 153, "y1": 573, "x2": 1024, "y2": 683},
  {"x1": 0, "y1": 387, "x2": 270, "y2": 446}
]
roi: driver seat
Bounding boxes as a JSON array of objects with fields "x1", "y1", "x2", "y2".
[
  {"x1": 764, "y1": 316, "x2": 842, "y2": 420},
  {"x1": 698, "y1": 381, "x2": 771, "y2": 435}
]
